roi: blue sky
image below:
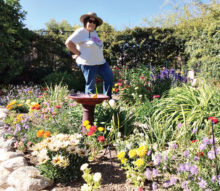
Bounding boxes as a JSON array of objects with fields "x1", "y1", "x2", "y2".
[{"x1": 19, "y1": 0, "x2": 211, "y2": 31}]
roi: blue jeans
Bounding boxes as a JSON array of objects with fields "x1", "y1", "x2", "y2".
[{"x1": 80, "y1": 62, "x2": 114, "y2": 98}]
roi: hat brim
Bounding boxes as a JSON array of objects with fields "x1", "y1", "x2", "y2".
[{"x1": 80, "y1": 14, "x2": 103, "y2": 26}]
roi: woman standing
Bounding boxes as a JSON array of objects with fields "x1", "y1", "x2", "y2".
[{"x1": 65, "y1": 12, "x2": 113, "y2": 98}]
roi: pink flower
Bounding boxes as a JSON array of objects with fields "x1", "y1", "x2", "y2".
[{"x1": 153, "y1": 95, "x2": 160, "y2": 99}]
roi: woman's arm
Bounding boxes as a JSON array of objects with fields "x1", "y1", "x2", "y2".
[{"x1": 65, "y1": 40, "x2": 81, "y2": 57}]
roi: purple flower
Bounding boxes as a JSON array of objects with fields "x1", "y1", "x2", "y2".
[
  {"x1": 181, "y1": 181, "x2": 188, "y2": 189},
  {"x1": 155, "y1": 155, "x2": 162, "y2": 166},
  {"x1": 152, "y1": 182, "x2": 158, "y2": 190},
  {"x1": 207, "y1": 151, "x2": 215, "y2": 160},
  {"x1": 211, "y1": 175, "x2": 217, "y2": 183},
  {"x1": 177, "y1": 123, "x2": 182, "y2": 128},
  {"x1": 194, "y1": 156, "x2": 199, "y2": 161},
  {"x1": 147, "y1": 150, "x2": 151, "y2": 156},
  {"x1": 199, "y1": 143, "x2": 207, "y2": 150},
  {"x1": 199, "y1": 179, "x2": 207, "y2": 189},
  {"x1": 202, "y1": 137, "x2": 211, "y2": 145},
  {"x1": 170, "y1": 177, "x2": 177, "y2": 185},
  {"x1": 183, "y1": 150, "x2": 189, "y2": 158},
  {"x1": 184, "y1": 163, "x2": 191, "y2": 171},
  {"x1": 163, "y1": 181, "x2": 170, "y2": 188},
  {"x1": 163, "y1": 154, "x2": 168, "y2": 161},
  {"x1": 171, "y1": 143, "x2": 178, "y2": 150},
  {"x1": 178, "y1": 164, "x2": 186, "y2": 173},
  {"x1": 190, "y1": 165, "x2": 198, "y2": 175},
  {"x1": 152, "y1": 168, "x2": 158, "y2": 177},
  {"x1": 192, "y1": 128, "x2": 197, "y2": 134},
  {"x1": 144, "y1": 168, "x2": 151, "y2": 179}
]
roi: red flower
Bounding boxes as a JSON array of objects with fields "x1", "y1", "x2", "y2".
[
  {"x1": 208, "y1": 117, "x2": 218, "y2": 124},
  {"x1": 55, "y1": 105, "x2": 61, "y2": 109},
  {"x1": 118, "y1": 79, "x2": 123, "y2": 82},
  {"x1": 191, "y1": 140, "x2": 198, "y2": 143},
  {"x1": 138, "y1": 188, "x2": 143, "y2": 191},
  {"x1": 90, "y1": 126, "x2": 97, "y2": 132},
  {"x1": 98, "y1": 136, "x2": 105, "y2": 142},
  {"x1": 42, "y1": 87, "x2": 48, "y2": 91},
  {"x1": 196, "y1": 152, "x2": 204, "y2": 157},
  {"x1": 140, "y1": 76, "x2": 145, "y2": 79},
  {"x1": 87, "y1": 131, "x2": 94, "y2": 136},
  {"x1": 115, "y1": 67, "x2": 119, "y2": 70},
  {"x1": 115, "y1": 88, "x2": 119, "y2": 93},
  {"x1": 153, "y1": 95, "x2": 160, "y2": 99}
]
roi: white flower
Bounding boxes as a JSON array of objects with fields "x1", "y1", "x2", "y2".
[
  {"x1": 117, "y1": 132, "x2": 121, "y2": 138},
  {"x1": 93, "y1": 172, "x2": 102, "y2": 182},
  {"x1": 81, "y1": 183, "x2": 92, "y2": 191},
  {"x1": 80, "y1": 163, "x2": 89, "y2": 171},
  {"x1": 139, "y1": 94, "x2": 143, "y2": 98},
  {"x1": 102, "y1": 100, "x2": 108, "y2": 108},
  {"x1": 109, "y1": 99, "x2": 116, "y2": 109}
]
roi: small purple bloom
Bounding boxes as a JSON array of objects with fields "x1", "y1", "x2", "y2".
[
  {"x1": 144, "y1": 168, "x2": 151, "y2": 179},
  {"x1": 183, "y1": 150, "x2": 189, "y2": 158},
  {"x1": 170, "y1": 177, "x2": 177, "y2": 185},
  {"x1": 171, "y1": 143, "x2": 178, "y2": 150},
  {"x1": 199, "y1": 143, "x2": 207, "y2": 150},
  {"x1": 184, "y1": 163, "x2": 191, "y2": 171},
  {"x1": 178, "y1": 164, "x2": 186, "y2": 173},
  {"x1": 199, "y1": 179, "x2": 207, "y2": 189},
  {"x1": 147, "y1": 150, "x2": 151, "y2": 156},
  {"x1": 207, "y1": 151, "x2": 215, "y2": 160},
  {"x1": 152, "y1": 168, "x2": 158, "y2": 177},
  {"x1": 192, "y1": 128, "x2": 198, "y2": 134},
  {"x1": 163, "y1": 181, "x2": 170, "y2": 188},
  {"x1": 194, "y1": 156, "x2": 199, "y2": 161},
  {"x1": 190, "y1": 165, "x2": 198, "y2": 175},
  {"x1": 177, "y1": 123, "x2": 182, "y2": 128},
  {"x1": 211, "y1": 175, "x2": 217, "y2": 183},
  {"x1": 181, "y1": 181, "x2": 188, "y2": 189},
  {"x1": 152, "y1": 182, "x2": 158, "y2": 190},
  {"x1": 202, "y1": 137, "x2": 211, "y2": 145}
]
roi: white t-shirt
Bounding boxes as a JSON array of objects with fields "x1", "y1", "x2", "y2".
[{"x1": 66, "y1": 27, "x2": 106, "y2": 65}]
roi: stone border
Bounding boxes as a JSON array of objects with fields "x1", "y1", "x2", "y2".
[{"x1": 0, "y1": 107, "x2": 53, "y2": 191}]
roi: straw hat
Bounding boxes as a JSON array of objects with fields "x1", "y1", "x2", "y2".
[{"x1": 80, "y1": 12, "x2": 103, "y2": 26}]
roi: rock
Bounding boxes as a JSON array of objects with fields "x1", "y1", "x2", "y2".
[
  {"x1": 8, "y1": 166, "x2": 53, "y2": 191},
  {"x1": 0, "y1": 150, "x2": 24, "y2": 162},
  {"x1": 0, "y1": 137, "x2": 16, "y2": 150},
  {"x1": 0, "y1": 166, "x2": 10, "y2": 188},
  {"x1": 0, "y1": 156, "x2": 27, "y2": 171},
  {"x1": 4, "y1": 187, "x2": 17, "y2": 191}
]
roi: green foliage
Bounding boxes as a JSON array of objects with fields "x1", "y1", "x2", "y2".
[
  {"x1": 0, "y1": 0, "x2": 30, "y2": 83},
  {"x1": 151, "y1": 80, "x2": 220, "y2": 142},
  {"x1": 108, "y1": 27, "x2": 183, "y2": 68},
  {"x1": 43, "y1": 71, "x2": 84, "y2": 91}
]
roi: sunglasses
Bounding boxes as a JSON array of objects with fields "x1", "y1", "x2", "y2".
[{"x1": 88, "y1": 19, "x2": 97, "y2": 24}]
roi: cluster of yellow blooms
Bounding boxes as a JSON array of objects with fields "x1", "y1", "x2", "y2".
[
  {"x1": 6, "y1": 100, "x2": 21, "y2": 110},
  {"x1": 117, "y1": 145, "x2": 147, "y2": 168}
]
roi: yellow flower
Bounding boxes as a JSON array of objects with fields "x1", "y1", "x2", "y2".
[
  {"x1": 28, "y1": 91, "x2": 32, "y2": 94},
  {"x1": 17, "y1": 104, "x2": 22, "y2": 107},
  {"x1": 137, "y1": 145, "x2": 147, "y2": 158},
  {"x1": 83, "y1": 120, "x2": 90, "y2": 127},
  {"x1": 98, "y1": 127, "x2": 104, "y2": 132},
  {"x1": 121, "y1": 158, "x2": 127, "y2": 164},
  {"x1": 128, "y1": 149, "x2": 137, "y2": 159},
  {"x1": 114, "y1": 83, "x2": 118, "y2": 86},
  {"x1": 112, "y1": 88, "x2": 115, "y2": 92},
  {"x1": 134, "y1": 158, "x2": 145, "y2": 168},
  {"x1": 86, "y1": 125, "x2": 91, "y2": 130},
  {"x1": 10, "y1": 100, "x2": 16, "y2": 105},
  {"x1": 117, "y1": 151, "x2": 126, "y2": 160},
  {"x1": 16, "y1": 114, "x2": 23, "y2": 122}
]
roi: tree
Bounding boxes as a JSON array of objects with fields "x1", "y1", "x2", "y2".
[{"x1": 0, "y1": 0, "x2": 30, "y2": 83}]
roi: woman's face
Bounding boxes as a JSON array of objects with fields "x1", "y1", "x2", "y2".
[{"x1": 85, "y1": 17, "x2": 97, "y2": 32}]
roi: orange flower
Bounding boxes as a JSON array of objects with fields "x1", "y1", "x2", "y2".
[
  {"x1": 32, "y1": 104, "x2": 41, "y2": 110},
  {"x1": 37, "y1": 130, "x2": 44, "y2": 138},
  {"x1": 44, "y1": 131, "x2": 50, "y2": 138},
  {"x1": 52, "y1": 112, "x2": 57, "y2": 116}
]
